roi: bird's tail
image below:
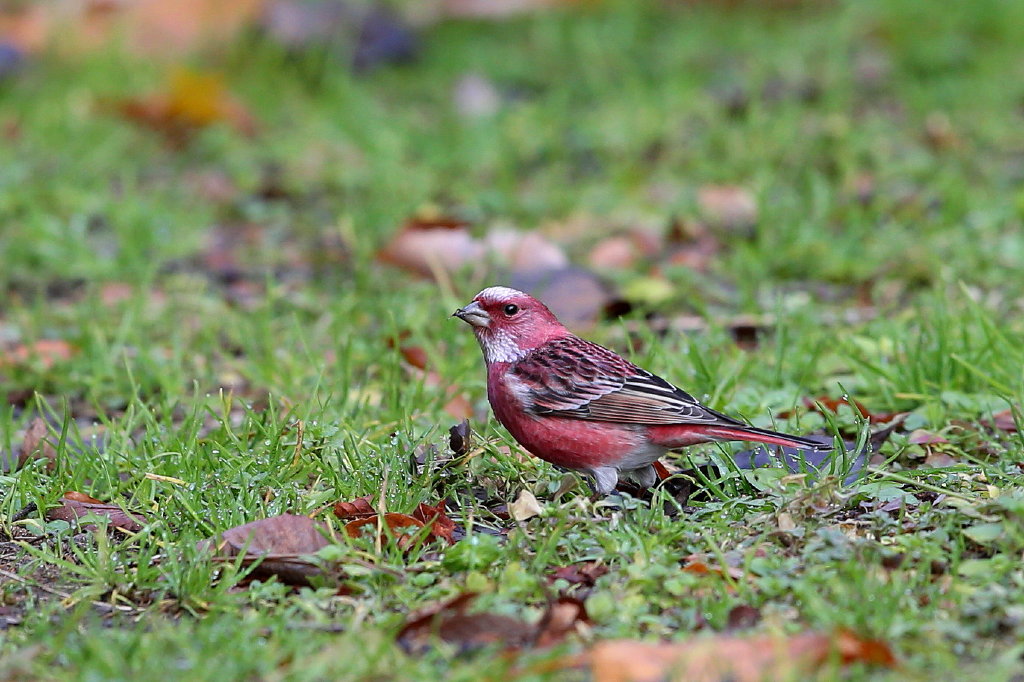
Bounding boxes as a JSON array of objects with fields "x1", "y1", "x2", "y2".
[{"x1": 702, "y1": 425, "x2": 833, "y2": 452}]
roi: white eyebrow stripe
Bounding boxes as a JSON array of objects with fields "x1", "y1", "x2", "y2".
[{"x1": 475, "y1": 286, "x2": 526, "y2": 302}]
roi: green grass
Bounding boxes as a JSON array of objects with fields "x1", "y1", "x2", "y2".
[{"x1": 3, "y1": 0, "x2": 1024, "y2": 678}]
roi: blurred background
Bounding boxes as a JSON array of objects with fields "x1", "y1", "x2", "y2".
[{"x1": 1, "y1": 0, "x2": 1022, "y2": 407}]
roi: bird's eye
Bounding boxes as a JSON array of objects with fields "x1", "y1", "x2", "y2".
[{"x1": 503, "y1": 304, "x2": 520, "y2": 316}]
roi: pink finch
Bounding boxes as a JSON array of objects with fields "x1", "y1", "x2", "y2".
[{"x1": 453, "y1": 286, "x2": 830, "y2": 495}]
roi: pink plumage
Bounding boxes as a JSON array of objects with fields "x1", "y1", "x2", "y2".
[{"x1": 454, "y1": 286, "x2": 829, "y2": 494}]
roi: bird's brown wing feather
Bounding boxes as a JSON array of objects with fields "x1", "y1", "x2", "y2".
[{"x1": 510, "y1": 337, "x2": 740, "y2": 426}]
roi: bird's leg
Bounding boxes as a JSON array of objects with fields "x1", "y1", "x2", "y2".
[
  {"x1": 587, "y1": 466, "x2": 619, "y2": 496},
  {"x1": 629, "y1": 465, "x2": 659, "y2": 489}
]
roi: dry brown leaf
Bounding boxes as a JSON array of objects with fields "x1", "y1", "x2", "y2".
[
  {"x1": 483, "y1": 228, "x2": 568, "y2": 273},
  {"x1": 17, "y1": 417, "x2": 56, "y2": 471},
  {"x1": 449, "y1": 419, "x2": 472, "y2": 457},
  {"x1": 377, "y1": 216, "x2": 481, "y2": 278},
  {"x1": 411, "y1": 500, "x2": 457, "y2": 545},
  {"x1": 332, "y1": 494, "x2": 376, "y2": 520},
  {"x1": 908, "y1": 429, "x2": 947, "y2": 445},
  {"x1": 548, "y1": 561, "x2": 609, "y2": 587},
  {"x1": 0, "y1": 339, "x2": 75, "y2": 369},
  {"x1": 587, "y1": 629, "x2": 896, "y2": 682},
  {"x1": 199, "y1": 514, "x2": 333, "y2": 586},
  {"x1": 923, "y1": 451, "x2": 958, "y2": 468},
  {"x1": 47, "y1": 492, "x2": 146, "y2": 533},
  {"x1": 345, "y1": 512, "x2": 426, "y2": 551},
  {"x1": 589, "y1": 235, "x2": 641, "y2": 270},
  {"x1": 725, "y1": 604, "x2": 761, "y2": 631},
  {"x1": 397, "y1": 592, "x2": 589, "y2": 655},
  {"x1": 63, "y1": 491, "x2": 105, "y2": 504},
  {"x1": 983, "y1": 409, "x2": 1019, "y2": 433},
  {"x1": 378, "y1": 214, "x2": 567, "y2": 280}
]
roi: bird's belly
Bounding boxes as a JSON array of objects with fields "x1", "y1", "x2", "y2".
[{"x1": 495, "y1": 409, "x2": 656, "y2": 471}]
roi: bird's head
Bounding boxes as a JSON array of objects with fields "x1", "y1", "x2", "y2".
[{"x1": 453, "y1": 286, "x2": 567, "y2": 364}]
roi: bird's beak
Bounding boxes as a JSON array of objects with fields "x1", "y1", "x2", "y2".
[{"x1": 452, "y1": 300, "x2": 490, "y2": 328}]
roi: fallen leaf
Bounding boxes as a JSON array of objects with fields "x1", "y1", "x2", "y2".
[
  {"x1": 449, "y1": 419, "x2": 472, "y2": 457},
  {"x1": 332, "y1": 494, "x2": 376, "y2": 520},
  {"x1": 115, "y1": 68, "x2": 257, "y2": 147},
  {"x1": 534, "y1": 596, "x2": 590, "y2": 647},
  {"x1": 983, "y1": 409, "x2": 1019, "y2": 432},
  {"x1": 923, "y1": 451, "x2": 958, "y2": 468},
  {"x1": 484, "y1": 228, "x2": 568, "y2": 273},
  {"x1": 908, "y1": 429, "x2": 947, "y2": 445},
  {"x1": 378, "y1": 214, "x2": 568, "y2": 281},
  {"x1": 345, "y1": 512, "x2": 426, "y2": 550},
  {"x1": 397, "y1": 592, "x2": 588, "y2": 655},
  {"x1": 411, "y1": 499, "x2": 457, "y2": 545},
  {"x1": 589, "y1": 235, "x2": 647, "y2": 270},
  {"x1": 509, "y1": 489, "x2": 543, "y2": 521},
  {"x1": 16, "y1": 417, "x2": 56, "y2": 471},
  {"x1": 726, "y1": 604, "x2": 761, "y2": 631},
  {"x1": 697, "y1": 185, "x2": 758, "y2": 234},
  {"x1": 199, "y1": 514, "x2": 334, "y2": 586},
  {"x1": 47, "y1": 493, "x2": 146, "y2": 533},
  {"x1": 548, "y1": 561, "x2": 609, "y2": 588},
  {"x1": 398, "y1": 593, "x2": 533, "y2": 654},
  {"x1": 377, "y1": 214, "x2": 480, "y2": 278},
  {"x1": 62, "y1": 491, "x2": 105, "y2": 504},
  {"x1": 682, "y1": 554, "x2": 745, "y2": 582},
  {"x1": 0, "y1": 339, "x2": 75, "y2": 369},
  {"x1": 586, "y1": 629, "x2": 896, "y2": 682}
]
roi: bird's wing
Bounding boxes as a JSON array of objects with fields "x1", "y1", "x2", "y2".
[{"x1": 510, "y1": 337, "x2": 738, "y2": 426}]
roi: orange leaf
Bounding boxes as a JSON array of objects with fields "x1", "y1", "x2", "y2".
[
  {"x1": 116, "y1": 68, "x2": 257, "y2": 147},
  {"x1": 412, "y1": 500, "x2": 457, "y2": 545},
  {"x1": 345, "y1": 513, "x2": 425, "y2": 549}
]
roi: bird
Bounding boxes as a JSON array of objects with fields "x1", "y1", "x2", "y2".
[{"x1": 453, "y1": 286, "x2": 831, "y2": 495}]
